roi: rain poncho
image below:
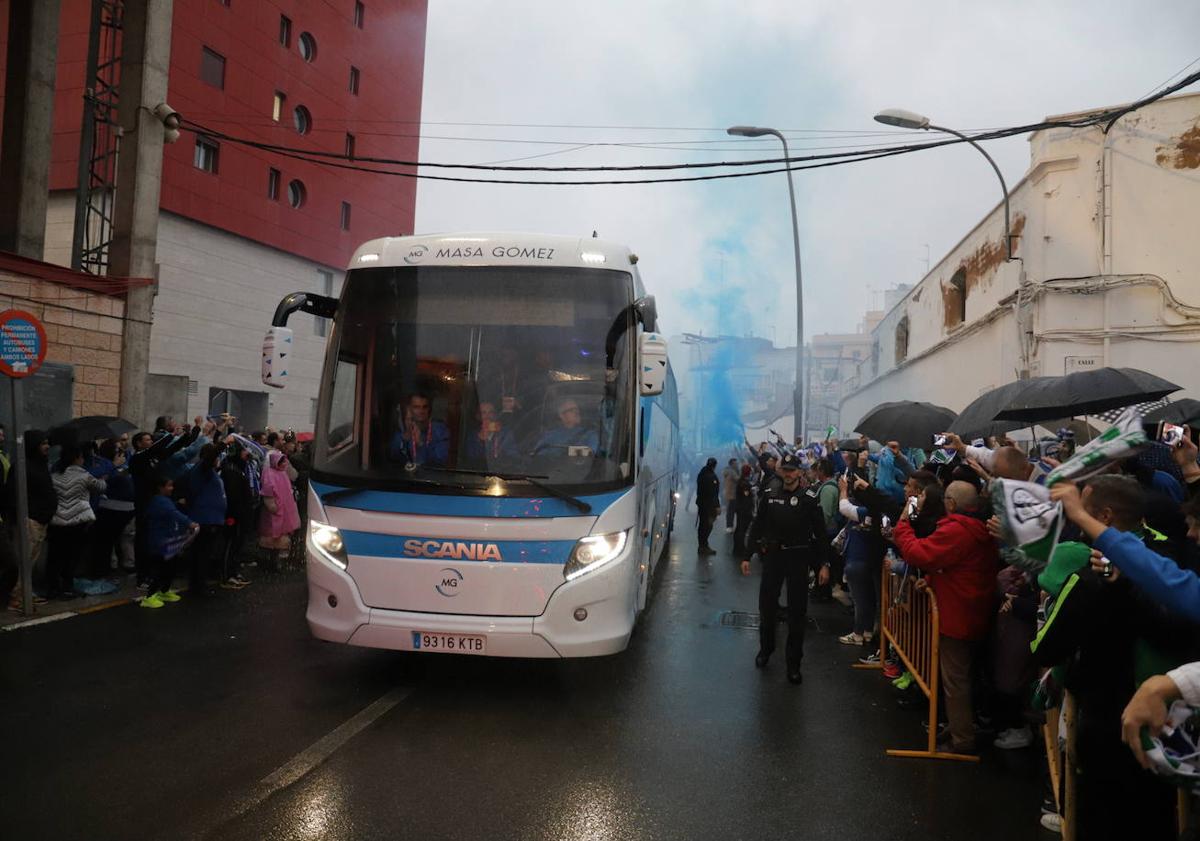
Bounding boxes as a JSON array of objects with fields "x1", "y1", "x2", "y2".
[{"x1": 258, "y1": 450, "x2": 300, "y2": 541}]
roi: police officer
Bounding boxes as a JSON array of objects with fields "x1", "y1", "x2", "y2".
[
  {"x1": 740, "y1": 452, "x2": 830, "y2": 684},
  {"x1": 695, "y1": 457, "x2": 721, "y2": 556}
]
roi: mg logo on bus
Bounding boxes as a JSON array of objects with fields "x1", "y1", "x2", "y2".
[
  {"x1": 436, "y1": 568, "x2": 463, "y2": 597},
  {"x1": 403, "y1": 244, "x2": 428, "y2": 264}
]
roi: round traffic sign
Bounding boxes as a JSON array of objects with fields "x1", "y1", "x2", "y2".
[{"x1": 0, "y1": 309, "x2": 48, "y2": 378}]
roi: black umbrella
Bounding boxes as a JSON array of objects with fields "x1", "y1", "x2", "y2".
[
  {"x1": 948, "y1": 377, "x2": 1056, "y2": 441},
  {"x1": 853, "y1": 400, "x2": 957, "y2": 450},
  {"x1": 1143, "y1": 399, "x2": 1200, "y2": 427},
  {"x1": 48, "y1": 416, "x2": 137, "y2": 446},
  {"x1": 993, "y1": 367, "x2": 1181, "y2": 423}
]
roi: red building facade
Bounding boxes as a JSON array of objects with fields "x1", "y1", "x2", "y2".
[{"x1": 7, "y1": 0, "x2": 427, "y2": 270}]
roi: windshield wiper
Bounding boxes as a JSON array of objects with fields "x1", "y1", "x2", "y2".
[
  {"x1": 317, "y1": 473, "x2": 471, "y2": 505},
  {"x1": 413, "y1": 465, "x2": 593, "y2": 514}
]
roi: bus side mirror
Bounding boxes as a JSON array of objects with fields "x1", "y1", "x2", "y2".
[
  {"x1": 635, "y1": 295, "x2": 657, "y2": 332},
  {"x1": 639, "y1": 332, "x2": 668, "y2": 396},
  {"x1": 262, "y1": 326, "x2": 293, "y2": 388}
]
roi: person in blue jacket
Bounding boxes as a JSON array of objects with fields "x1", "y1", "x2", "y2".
[
  {"x1": 389, "y1": 392, "x2": 450, "y2": 466},
  {"x1": 180, "y1": 444, "x2": 228, "y2": 594},
  {"x1": 1050, "y1": 480, "x2": 1200, "y2": 624},
  {"x1": 533, "y1": 398, "x2": 599, "y2": 455},
  {"x1": 141, "y1": 473, "x2": 197, "y2": 609},
  {"x1": 87, "y1": 439, "x2": 136, "y2": 577},
  {"x1": 464, "y1": 401, "x2": 518, "y2": 462}
]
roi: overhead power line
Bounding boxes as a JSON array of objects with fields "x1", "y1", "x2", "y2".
[{"x1": 176, "y1": 67, "x2": 1200, "y2": 186}]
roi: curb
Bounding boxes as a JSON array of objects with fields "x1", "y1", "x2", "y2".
[{"x1": 2, "y1": 593, "x2": 138, "y2": 632}]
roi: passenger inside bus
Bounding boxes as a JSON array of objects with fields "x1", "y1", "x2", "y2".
[
  {"x1": 464, "y1": 401, "x2": 518, "y2": 462},
  {"x1": 531, "y1": 397, "x2": 600, "y2": 456},
  {"x1": 389, "y1": 392, "x2": 450, "y2": 466}
]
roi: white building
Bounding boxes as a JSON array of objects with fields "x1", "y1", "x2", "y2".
[
  {"x1": 808, "y1": 310, "x2": 882, "y2": 438},
  {"x1": 45, "y1": 199, "x2": 338, "y2": 432},
  {"x1": 840, "y1": 92, "x2": 1200, "y2": 430}
]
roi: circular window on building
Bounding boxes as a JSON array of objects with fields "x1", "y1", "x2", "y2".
[
  {"x1": 293, "y1": 105, "x2": 312, "y2": 135},
  {"x1": 288, "y1": 179, "x2": 307, "y2": 209},
  {"x1": 298, "y1": 32, "x2": 317, "y2": 62}
]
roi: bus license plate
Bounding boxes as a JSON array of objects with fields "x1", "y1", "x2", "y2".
[{"x1": 410, "y1": 631, "x2": 487, "y2": 655}]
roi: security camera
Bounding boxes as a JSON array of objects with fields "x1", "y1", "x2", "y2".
[
  {"x1": 152, "y1": 102, "x2": 181, "y2": 143},
  {"x1": 152, "y1": 102, "x2": 181, "y2": 128}
]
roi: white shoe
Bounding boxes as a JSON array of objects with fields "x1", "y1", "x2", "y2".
[
  {"x1": 725, "y1": 527, "x2": 734, "y2": 534},
  {"x1": 993, "y1": 726, "x2": 1034, "y2": 749},
  {"x1": 831, "y1": 589, "x2": 853, "y2": 607},
  {"x1": 1039, "y1": 812, "x2": 1062, "y2": 834},
  {"x1": 838, "y1": 632, "x2": 863, "y2": 645}
]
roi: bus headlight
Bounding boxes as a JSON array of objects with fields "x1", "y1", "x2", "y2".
[
  {"x1": 564, "y1": 530, "x2": 629, "y2": 581},
  {"x1": 310, "y1": 521, "x2": 348, "y2": 570}
]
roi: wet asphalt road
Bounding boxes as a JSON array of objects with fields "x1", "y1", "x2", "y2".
[{"x1": 2, "y1": 523, "x2": 1045, "y2": 841}]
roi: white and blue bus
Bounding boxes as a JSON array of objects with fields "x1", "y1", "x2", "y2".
[{"x1": 263, "y1": 233, "x2": 680, "y2": 657}]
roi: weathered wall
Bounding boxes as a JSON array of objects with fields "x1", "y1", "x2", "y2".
[
  {"x1": 841, "y1": 93, "x2": 1200, "y2": 433},
  {"x1": 0, "y1": 268, "x2": 124, "y2": 417}
]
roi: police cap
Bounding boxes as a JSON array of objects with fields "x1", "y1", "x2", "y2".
[{"x1": 778, "y1": 452, "x2": 802, "y2": 470}]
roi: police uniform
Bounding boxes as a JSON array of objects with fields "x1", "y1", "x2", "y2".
[{"x1": 745, "y1": 453, "x2": 829, "y2": 682}]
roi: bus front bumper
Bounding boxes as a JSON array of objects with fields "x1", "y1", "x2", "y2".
[{"x1": 305, "y1": 547, "x2": 636, "y2": 659}]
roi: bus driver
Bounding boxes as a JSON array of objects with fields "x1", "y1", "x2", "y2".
[{"x1": 532, "y1": 398, "x2": 599, "y2": 456}]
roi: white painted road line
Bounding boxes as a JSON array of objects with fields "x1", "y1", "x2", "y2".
[
  {"x1": 1, "y1": 612, "x2": 76, "y2": 631},
  {"x1": 198, "y1": 686, "x2": 413, "y2": 838}
]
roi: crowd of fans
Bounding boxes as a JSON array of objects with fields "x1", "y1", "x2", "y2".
[
  {"x1": 696, "y1": 424, "x2": 1200, "y2": 839},
  {"x1": 1, "y1": 415, "x2": 312, "y2": 612}
]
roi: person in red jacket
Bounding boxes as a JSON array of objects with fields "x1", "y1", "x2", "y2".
[{"x1": 892, "y1": 480, "x2": 1001, "y2": 753}]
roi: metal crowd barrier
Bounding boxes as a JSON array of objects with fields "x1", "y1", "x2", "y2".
[
  {"x1": 1047, "y1": 691, "x2": 1193, "y2": 841},
  {"x1": 856, "y1": 565, "x2": 980, "y2": 763}
]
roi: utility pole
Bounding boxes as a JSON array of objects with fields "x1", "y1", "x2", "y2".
[
  {"x1": 0, "y1": 0, "x2": 61, "y2": 259},
  {"x1": 108, "y1": 0, "x2": 175, "y2": 428}
]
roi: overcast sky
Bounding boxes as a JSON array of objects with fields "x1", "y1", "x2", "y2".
[{"x1": 414, "y1": 1, "x2": 1200, "y2": 346}]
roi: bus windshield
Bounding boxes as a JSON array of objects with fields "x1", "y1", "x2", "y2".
[{"x1": 312, "y1": 265, "x2": 636, "y2": 495}]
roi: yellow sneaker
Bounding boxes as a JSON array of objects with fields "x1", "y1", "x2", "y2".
[
  {"x1": 140, "y1": 593, "x2": 164, "y2": 609},
  {"x1": 156, "y1": 590, "x2": 181, "y2": 603}
]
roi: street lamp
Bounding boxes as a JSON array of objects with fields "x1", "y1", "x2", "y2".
[
  {"x1": 726, "y1": 124, "x2": 806, "y2": 442},
  {"x1": 874, "y1": 108, "x2": 1014, "y2": 261}
]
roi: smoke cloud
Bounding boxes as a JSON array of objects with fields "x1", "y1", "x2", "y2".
[{"x1": 689, "y1": 240, "x2": 767, "y2": 454}]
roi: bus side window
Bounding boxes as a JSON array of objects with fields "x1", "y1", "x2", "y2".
[{"x1": 328, "y1": 357, "x2": 359, "y2": 451}]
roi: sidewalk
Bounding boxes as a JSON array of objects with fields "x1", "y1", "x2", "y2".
[{"x1": 3, "y1": 574, "x2": 148, "y2": 630}]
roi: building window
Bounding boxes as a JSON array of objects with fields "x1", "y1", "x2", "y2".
[
  {"x1": 340, "y1": 202, "x2": 351, "y2": 231},
  {"x1": 272, "y1": 91, "x2": 286, "y2": 122},
  {"x1": 267, "y1": 167, "x2": 280, "y2": 200},
  {"x1": 200, "y1": 47, "x2": 225, "y2": 89},
  {"x1": 946, "y1": 268, "x2": 968, "y2": 329},
  {"x1": 354, "y1": 1, "x2": 365, "y2": 28},
  {"x1": 349, "y1": 65, "x2": 360, "y2": 95},
  {"x1": 298, "y1": 32, "x2": 318, "y2": 62},
  {"x1": 279, "y1": 15, "x2": 292, "y2": 47},
  {"x1": 288, "y1": 179, "x2": 306, "y2": 208},
  {"x1": 193, "y1": 137, "x2": 219, "y2": 173},
  {"x1": 315, "y1": 270, "x2": 334, "y2": 337},
  {"x1": 345, "y1": 132, "x2": 356, "y2": 159},
  {"x1": 894, "y1": 315, "x2": 909, "y2": 364},
  {"x1": 293, "y1": 105, "x2": 312, "y2": 135}
]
